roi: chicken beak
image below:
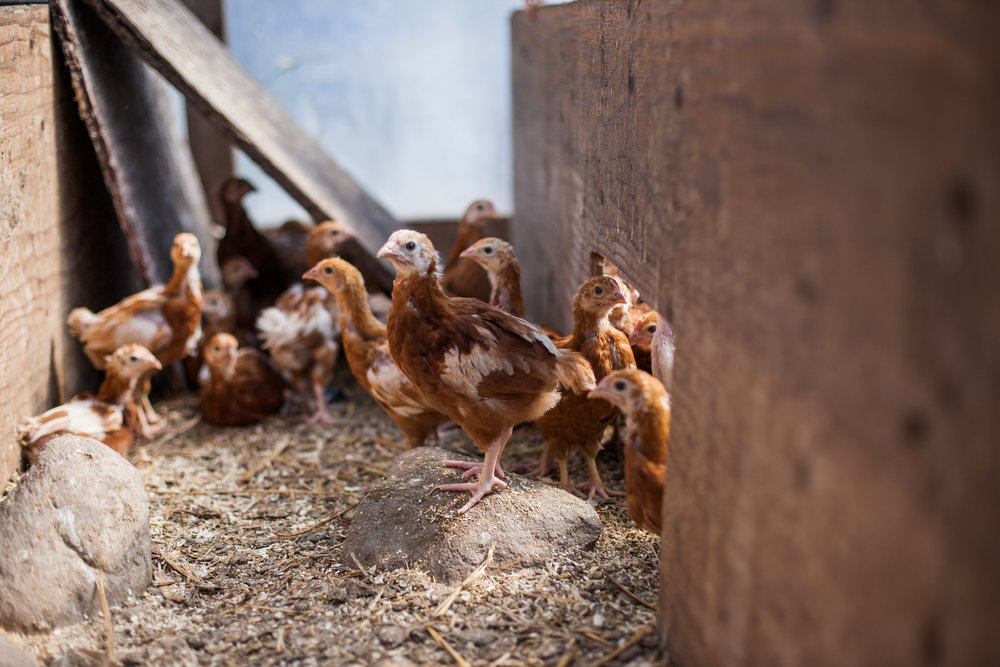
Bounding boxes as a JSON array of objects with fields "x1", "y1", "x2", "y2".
[
  {"x1": 377, "y1": 243, "x2": 403, "y2": 263},
  {"x1": 611, "y1": 284, "x2": 627, "y2": 304},
  {"x1": 303, "y1": 266, "x2": 321, "y2": 282},
  {"x1": 459, "y1": 246, "x2": 476, "y2": 260},
  {"x1": 628, "y1": 328, "x2": 642, "y2": 344},
  {"x1": 148, "y1": 357, "x2": 163, "y2": 372},
  {"x1": 588, "y1": 380, "x2": 612, "y2": 402}
]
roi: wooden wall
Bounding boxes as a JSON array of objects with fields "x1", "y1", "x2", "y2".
[
  {"x1": 0, "y1": 5, "x2": 135, "y2": 484},
  {"x1": 512, "y1": 1, "x2": 1000, "y2": 665}
]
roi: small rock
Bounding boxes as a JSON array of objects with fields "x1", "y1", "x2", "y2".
[
  {"x1": 0, "y1": 631, "x2": 40, "y2": 667},
  {"x1": 375, "y1": 625, "x2": 407, "y2": 648},
  {"x1": 0, "y1": 436, "x2": 151, "y2": 632},
  {"x1": 342, "y1": 447, "x2": 603, "y2": 582}
]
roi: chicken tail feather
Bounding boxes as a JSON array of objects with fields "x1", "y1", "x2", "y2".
[
  {"x1": 554, "y1": 349, "x2": 596, "y2": 393},
  {"x1": 67, "y1": 307, "x2": 97, "y2": 338}
]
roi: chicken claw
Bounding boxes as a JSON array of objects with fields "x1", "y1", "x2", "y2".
[{"x1": 444, "y1": 459, "x2": 505, "y2": 479}]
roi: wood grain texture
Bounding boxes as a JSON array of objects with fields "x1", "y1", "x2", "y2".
[
  {"x1": 50, "y1": 0, "x2": 218, "y2": 288},
  {"x1": 513, "y1": 1, "x2": 1000, "y2": 665},
  {"x1": 180, "y1": 0, "x2": 232, "y2": 226},
  {"x1": 0, "y1": 5, "x2": 135, "y2": 483},
  {"x1": 78, "y1": 0, "x2": 397, "y2": 293}
]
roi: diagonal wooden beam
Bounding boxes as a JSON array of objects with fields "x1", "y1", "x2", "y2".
[{"x1": 78, "y1": 0, "x2": 397, "y2": 293}]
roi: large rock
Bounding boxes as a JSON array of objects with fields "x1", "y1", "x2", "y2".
[
  {"x1": 0, "y1": 632, "x2": 39, "y2": 667},
  {"x1": 0, "y1": 436, "x2": 151, "y2": 632},
  {"x1": 342, "y1": 447, "x2": 603, "y2": 582}
]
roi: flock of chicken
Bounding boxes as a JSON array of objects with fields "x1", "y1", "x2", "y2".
[{"x1": 17, "y1": 179, "x2": 675, "y2": 534}]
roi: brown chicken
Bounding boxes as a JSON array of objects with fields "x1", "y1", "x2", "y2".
[
  {"x1": 263, "y1": 218, "x2": 313, "y2": 280},
  {"x1": 304, "y1": 257, "x2": 447, "y2": 447},
  {"x1": 254, "y1": 221, "x2": 358, "y2": 422},
  {"x1": 441, "y1": 200, "x2": 501, "y2": 301},
  {"x1": 198, "y1": 333, "x2": 285, "y2": 426},
  {"x1": 256, "y1": 283, "x2": 339, "y2": 423},
  {"x1": 216, "y1": 177, "x2": 289, "y2": 305},
  {"x1": 651, "y1": 317, "x2": 676, "y2": 393},
  {"x1": 628, "y1": 310, "x2": 660, "y2": 374},
  {"x1": 19, "y1": 345, "x2": 162, "y2": 463},
  {"x1": 67, "y1": 233, "x2": 203, "y2": 436},
  {"x1": 590, "y1": 369, "x2": 670, "y2": 534},
  {"x1": 535, "y1": 275, "x2": 637, "y2": 499},
  {"x1": 459, "y1": 237, "x2": 525, "y2": 316},
  {"x1": 378, "y1": 230, "x2": 595, "y2": 513},
  {"x1": 220, "y1": 256, "x2": 259, "y2": 340},
  {"x1": 185, "y1": 289, "x2": 236, "y2": 386}
]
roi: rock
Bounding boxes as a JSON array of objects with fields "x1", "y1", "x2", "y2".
[
  {"x1": 341, "y1": 447, "x2": 602, "y2": 582},
  {"x1": 0, "y1": 631, "x2": 40, "y2": 667},
  {"x1": 0, "y1": 436, "x2": 151, "y2": 632}
]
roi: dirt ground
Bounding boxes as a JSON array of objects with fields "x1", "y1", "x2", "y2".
[{"x1": 8, "y1": 375, "x2": 666, "y2": 666}]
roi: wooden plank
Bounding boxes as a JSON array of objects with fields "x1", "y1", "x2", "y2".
[
  {"x1": 513, "y1": 1, "x2": 1000, "y2": 665},
  {"x1": 50, "y1": 0, "x2": 219, "y2": 288},
  {"x1": 0, "y1": 4, "x2": 136, "y2": 483},
  {"x1": 180, "y1": 0, "x2": 232, "y2": 225},
  {"x1": 79, "y1": 0, "x2": 398, "y2": 293}
]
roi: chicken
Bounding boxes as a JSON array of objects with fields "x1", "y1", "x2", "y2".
[
  {"x1": 441, "y1": 200, "x2": 501, "y2": 301},
  {"x1": 216, "y1": 177, "x2": 289, "y2": 305},
  {"x1": 651, "y1": 317, "x2": 676, "y2": 393},
  {"x1": 459, "y1": 237, "x2": 524, "y2": 317},
  {"x1": 535, "y1": 275, "x2": 636, "y2": 499},
  {"x1": 263, "y1": 218, "x2": 313, "y2": 280},
  {"x1": 255, "y1": 221, "x2": 358, "y2": 422},
  {"x1": 589, "y1": 369, "x2": 670, "y2": 534},
  {"x1": 220, "y1": 256, "x2": 259, "y2": 340},
  {"x1": 67, "y1": 233, "x2": 203, "y2": 436},
  {"x1": 184, "y1": 289, "x2": 237, "y2": 386},
  {"x1": 256, "y1": 284, "x2": 339, "y2": 423},
  {"x1": 19, "y1": 345, "x2": 162, "y2": 464},
  {"x1": 377, "y1": 230, "x2": 595, "y2": 513},
  {"x1": 305, "y1": 220, "x2": 357, "y2": 270},
  {"x1": 628, "y1": 310, "x2": 660, "y2": 374},
  {"x1": 303, "y1": 257, "x2": 447, "y2": 447},
  {"x1": 198, "y1": 333, "x2": 285, "y2": 426}
]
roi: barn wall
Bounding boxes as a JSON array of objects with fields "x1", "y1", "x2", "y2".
[
  {"x1": 0, "y1": 5, "x2": 134, "y2": 484},
  {"x1": 512, "y1": 1, "x2": 1000, "y2": 665}
]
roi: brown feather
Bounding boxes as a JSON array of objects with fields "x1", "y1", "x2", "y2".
[
  {"x1": 441, "y1": 200, "x2": 500, "y2": 301},
  {"x1": 199, "y1": 334, "x2": 285, "y2": 425}
]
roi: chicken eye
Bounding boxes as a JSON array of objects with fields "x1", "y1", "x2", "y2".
[
  {"x1": 594, "y1": 286, "x2": 604, "y2": 295},
  {"x1": 484, "y1": 247, "x2": 493, "y2": 254},
  {"x1": 213, "y1": 346, "x2": 220, "y2": 352},
  {"x1": 405, "y1": 241, "x2": 416, "y2": 251},
  {"x1": 614, "y1": 380, "x2": 626, "y2": 391},
  {"x1": 129, "y1": 355, "x2": 138, "y2": 362},
  {"x1": 324, "y1": 266, "x2": 334, "y2": 275},
  {"x1": 476, "y1": 203, "x2": 485, "y2": 211},
  {"x1": 330, "y1": 229, "x2": 339, "y2": 236},
  {"x1": 649, "y1": 325, "x2": 656, "y2": 333}
]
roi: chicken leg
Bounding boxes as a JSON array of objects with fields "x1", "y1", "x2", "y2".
[
  {"x1": 438, "y1": 427, "x2": 512, "y2": 514},
  {"x1": 576, "y1": 454, "x2": 624, "y2": 500}
]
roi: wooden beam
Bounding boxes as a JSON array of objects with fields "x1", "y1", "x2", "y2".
[
  {"x1": 50, "y1": 0, "x2": 219, "y2": 288},
  {"x1": 0, "y1": 4, "x2": 135, "y2": 482},
  {"x1": 513, "y1": 1, "x2": 1000, "y2": 665},
  {"x1": 78, "y1": 0, "x2": 397, "y2": 293}
]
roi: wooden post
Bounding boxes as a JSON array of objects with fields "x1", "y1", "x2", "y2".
[
  {"x1": 0, "y1": 4, "x2": 135, "y2": 483},
  {"x1": 512, "y1": 1, "x2": 1000, "y2": 664}
]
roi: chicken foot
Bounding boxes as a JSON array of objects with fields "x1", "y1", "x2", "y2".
[
  {"x1": 448, "y1": 459, "x2": 506, "y2": 480},
  {"x1": 576, "y1": 454, "x2": 625, "y2": 500},
  {"x1": 438, "y1": 427, "x2": 512, "y2": 514}
]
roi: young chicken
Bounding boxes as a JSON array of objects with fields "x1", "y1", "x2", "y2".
[
  {"x1": 628, "y1": 310, "x2": 660, "y2": 374},
  {"x1": 303, "y1": 257, "x2": 448, "y2": 448},
  {"x1": 590, "y1": 369, "x2": 670, "y2": 534},
  {"x1": 67, "y1": 233, "x2": 203, "y2": 436},
  {"x1": 216, "y1": 177, "x2": 289, "y2": 305},
  {"x1": 19, "y1": 345, "x2": 162, "y2": 463},
  {"x1": 198, "y1": 333, "x2": 285, "y2": 426},
  {"x1": 651, "y1": 317, "x2": 676, "y2": 393},
  {"x1": 184, "y1": 289, "x2": 237, "y2": 386},
  {"x1": 459, "y1": 237, "x2": 525, "y2": 317},
  {"x1": 378, "y1": 230, "x2": 595, "y2": 513},
  {"x1": 441, "y1": 200, "x2": 501, "y2": 301},
  {"x1": 220, "y1": 256, "x2": 259, "y2": 340},
  {"x1": 255, "y1": 221, "x2": 357, "y2": 423},
  {"x1": 535, "y1": 275, "x2": 637, "y2": 499},
  {"x1": 256, "y1": 283, "x2": 340, "y2": 423}
]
